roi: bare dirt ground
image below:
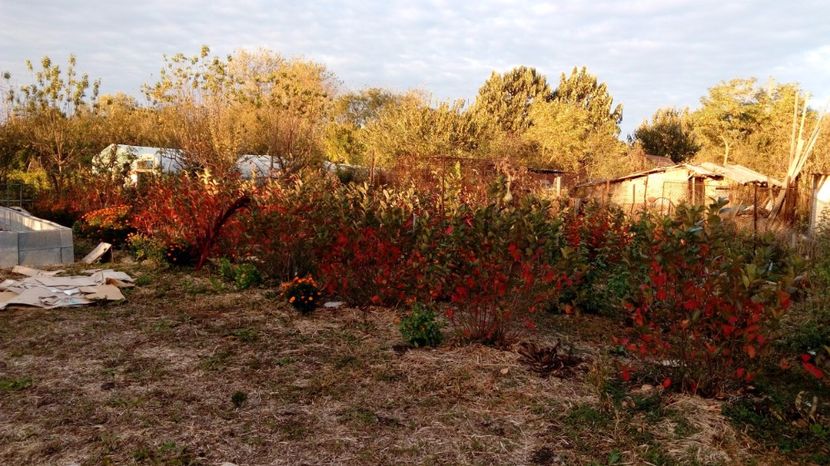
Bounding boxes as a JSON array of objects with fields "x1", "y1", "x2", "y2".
[{"x1": 0, "y1": 264, "x2": 793, "y2": 465}]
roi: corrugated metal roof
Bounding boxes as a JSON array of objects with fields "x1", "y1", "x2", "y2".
[{"x1": 699, "y1": 162, "x2": 783, "y2": 187}]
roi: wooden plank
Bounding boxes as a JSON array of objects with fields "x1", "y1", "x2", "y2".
[{"x1": 81, "y1": 242, "x2": 112, "y2": 264}]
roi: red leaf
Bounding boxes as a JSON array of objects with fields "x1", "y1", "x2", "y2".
[
  {"x1": 744, "y1": 345, "x2": 756, "y2": 359},
  {"x1": 803, "y1": 361, "x2": 825, "y2": 379},
  {"x1": 507, "y1": 243, "x2": 521, "y2": 261},
  {"x1": 662, "y1": 378, "x2": 672, "y2": 389}
]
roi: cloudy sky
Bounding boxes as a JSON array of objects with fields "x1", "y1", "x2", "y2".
[{"x1": 1, "y1": 0, "x2": 828, "y2": 135}]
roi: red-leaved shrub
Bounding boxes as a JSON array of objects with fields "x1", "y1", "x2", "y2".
[
  {"x1": 132, "y1": 172, "x2": 250, "y2": 269},
  {"x1": 622, "y1": 201, "x2": 793, "y2": 395}
]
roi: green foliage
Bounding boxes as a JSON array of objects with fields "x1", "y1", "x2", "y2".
[
  {"x1": 127, "y1": 232, "x2": 166, "y2": 263},
  {"x1": 361, "y1": 92, "x2": 480, "y2": 169},
  {"x1": 691, "y1": 78, "x2": 816, "y2": 178},
  {"x1": 633, "y1": 107, "x2": 700, "y2": 162},
  {"x1": 623, "y1": 200, "x2": 797, "y2": 395},
  {"x1": 552, "y1": 66, "x2": 623, "y2": 131},
  {"x1": 143, "y1": 47, "x2": 335, "y2": 176},
  {"x1": 525, "y1": 99, "x2": 628, "y2": 176},
  {"x1": 399, "y1": 303, "x2": 443, "y2": 348},
  {"x1": 231, "y1": 390, "x2": 247, "y2": 408},
  {"x1": 518, "y1": 66, "x2": 629, "y2": 177},
  {"x1": 724, "y1": 387, "x2": 830, "y2": 461},
  {"x1": 324, "y1": 88, "x2": 398, "y2": 165},
  {"x1": 4, "y1": 55, "x2": 102, "y2": 194},
  {"x1": 470, "y1": 66, "x2": 552, "y2": 136},
  {"x1": 0, "y1": 376, "x2": 32, "y2": 392},
  {"x1": 217, "y1": 258, "x2": 262, "y2": 290}
]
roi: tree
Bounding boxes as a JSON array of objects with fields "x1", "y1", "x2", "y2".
[
  {"x1": 693, "y1": 78, "x2": 761, "y2": 166},
  {"x1": 362, "y1": 92, "x2": 480, "y2": 172},
  {"x1": 552, "y1": 66, "x2": 623, "y2": 133},
  {"x1": 324, "y1": 88, "x2": 398, "y2": 164},
  {"x1": 633, "y1": 107, "x2": 700, "y2": 162},
  {"x1": 4, "y1": 55, "x2": 101, "y2": 195},
  {"x1": 96, "y1": 92, "x2": 155, "y2": 147},
  {"x1": 692, "y1": 78, "x2": 815, "y2": 177},
  {"x1": 470, "y1": 66, "x2": 552, "y2": 137},
  {"x1": 143, "y1": 47, "x2": 336, "y2": 177},
  {"x1": 525, "y1": 99, "x2": 627, "y2": 178}
]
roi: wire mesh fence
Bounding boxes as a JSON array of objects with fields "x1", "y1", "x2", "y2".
[{"x1": 0, "y1": 183, "x2": 35, "y2": 209}]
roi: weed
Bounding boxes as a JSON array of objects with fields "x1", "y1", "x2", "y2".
[
  {"x1": 399, "y1": 303, "x2": 443, "y2": 348},
  {"x1": 231, "y1": 327, "x2": 258, "y2": 343},
  {"x1": 231, "y1": 391, "x2": 247, "y2": 408},
  {"x1": 199, "y1": 350, "x2": 232, "y2": 371},
  {"x1": 0, "y1": 376, "x2": 32, "y2": 391},
  {"x1": 217, "y1": 258, "x2": 262, "y2": 290},
  {"x1": 565, "y1": 404, "x2": 609, "y2": 429}
]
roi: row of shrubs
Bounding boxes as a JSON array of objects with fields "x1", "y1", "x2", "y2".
[{"x1": 65, "y1": 169, "x2": 823, "y2": 396}]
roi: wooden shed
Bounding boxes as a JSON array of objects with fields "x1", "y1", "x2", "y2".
[
  {"x1": 573, "y1": 164, "x2": 724, "y2": 211},
  {"x1": 810, "y1": 174, "x2": 830, "y2": 234}
]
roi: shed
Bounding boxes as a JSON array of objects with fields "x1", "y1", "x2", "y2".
[
  {"x1": 573, "y1": 164, "x2": 723, "y2": 210},
  {"x1": 810, "y1": 174, "x2": 830, "y2": 234},
  {"x1": 698, "y1": 162, "x2": 783, "y2": 188}
]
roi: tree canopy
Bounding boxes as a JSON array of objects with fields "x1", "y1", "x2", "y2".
[
  {"x1": 470, "y1": 66, "x2": 552, "y2": 137},
  {"x1": 552, "y1": 66, "x2": 623, "y2": 133},
  {"x1": 633, "y1": 107, "x2": 700, "y2": 162}
]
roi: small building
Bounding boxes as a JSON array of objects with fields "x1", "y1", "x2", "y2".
[
  {"x1": 811, "y1": 174, "x2": 830, "y2": 234},
  {"x1": 94, "y1": 144, "x2": 283, "y2": 183},
  {"x1": 573, "y1": 164, "x2": 723, "y2": 211},
  {"x1": 93, "y1": 144, "x2": 183, "y2": 184},
  {"x1": 698, "y1": 162, "x2": 782, "y2": 188},
  {"x1": 574, "y1": 162, "x2": 785, "y2": 214},
  {"x1": 237, "y1": 154, "x2": 281, "y2": 179}
]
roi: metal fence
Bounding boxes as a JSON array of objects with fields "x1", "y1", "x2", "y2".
[{"x1": 0, "y1": 183, "x2": 35, "y2": 209}]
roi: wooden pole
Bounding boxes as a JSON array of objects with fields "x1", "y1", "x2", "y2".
[{"x1": 753, "y1": 182, "x2": 758, "y2": 238}]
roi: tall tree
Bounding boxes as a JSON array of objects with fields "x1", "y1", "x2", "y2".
[
  {"x1": 362, "y1": 92, "x2": 479, "y2": 171},
  {"x1": 633, "y1": 107, "x2": 700, "y2": 162},
  {"x1": 470, "y1": 66, "x2": 552, "y2": 137},
  {"x1": 323, "y1": 88, "x2": 398, "y2": 165},
  {"x1": 552, "y1": 66, "x2": 623, "y2": 133},
  {"x1": 525, "y1": 99, "x2": 627, "y2": 178},
  {"x1": 4, "y1": 55, "x2": 101, "y2": 194},
  {"x1": 693, "y1": 78, "x2": 760, "y2": 166},
  {"x1": 143, "y1": 47, "x2": 336, "y2": 176},
  {"x1": 692, "y1": 78, "x2": 814, "y2": 177}
]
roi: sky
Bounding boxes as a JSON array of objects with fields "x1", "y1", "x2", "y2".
[{"x1": 1, "y1": 0, "x2": 829, "y2": 136}]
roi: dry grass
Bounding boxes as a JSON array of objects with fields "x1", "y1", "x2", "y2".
[{"x1": 0, "y1": 264, "x2": 799, "y2": 465}]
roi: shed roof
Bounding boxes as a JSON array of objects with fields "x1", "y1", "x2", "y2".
[
  {"x1": 575, "y1": 163, "x2": 722, "y2": 188},
  {"x1": 97, "y1": 143, "x2": 181, "y2": 160},
  {"x1": 644, "y1": 154, "x2": 674, "y2": 167},
  {"x1": 698, "y1": 162, "x2": 783, "y2": 187}
]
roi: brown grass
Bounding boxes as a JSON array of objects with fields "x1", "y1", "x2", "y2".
[{"x1": 0, "y1": 264, "x2": 797, "y2": 465}]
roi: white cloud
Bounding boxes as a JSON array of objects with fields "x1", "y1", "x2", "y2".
[{"x1": 1, "y1": 0, "x2": 828, "y2": 134}]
